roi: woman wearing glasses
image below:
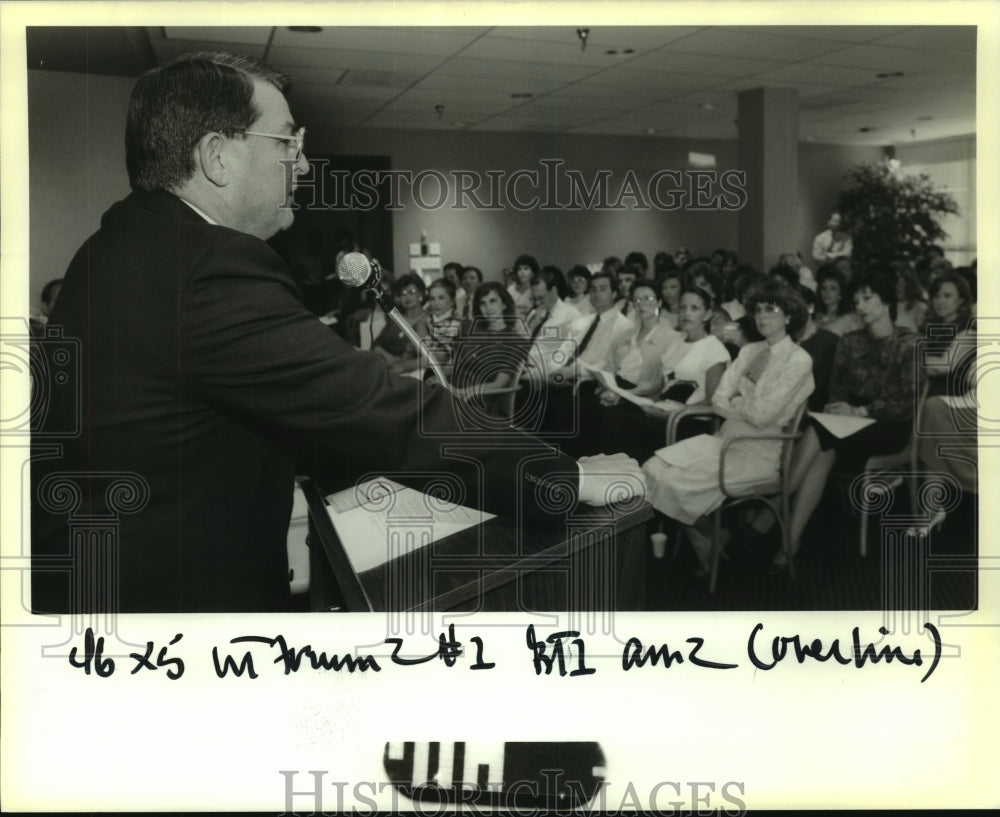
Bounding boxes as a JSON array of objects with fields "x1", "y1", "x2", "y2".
[
  {"x1": 642, "y1": 281, "x2": 814, "y2": 575},
  {"x1": 569, "y1": 280, "x2": 681, "y2": 456},
  {"x1": 371, "y1": 273, "x2": 429, "y2": 375}
]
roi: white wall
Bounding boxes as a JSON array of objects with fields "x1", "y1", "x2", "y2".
[
  {"x1": 28, "y1": 70, "x2": 133, "y2": 308},
  {"x1": 895, "y1": 135, "x2": 977, "y2": 266},
  {"x1": 311, "y1": 124, "x2": 744, "y2": 279}
]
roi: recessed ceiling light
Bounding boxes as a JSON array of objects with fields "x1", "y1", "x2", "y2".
[
  {"x1": 700, "y1": 102, "x2": 715, "y2": 111},
  {"x1": 605, "y1": 49, "x2": 618, "y2": 55},
  {"x1": 645, "y1": 128, "x2": 657, "y2": 135},
  {"x1": 916, "y1": 115, "x2": 934, "y2": 121},
  {"x1": 510, "y1": 92, "x2": 533, "y2": 99},
  {"x1": 287, "y1": 26, "x2": 323, "y2": 33},
  {"x1": 875, "y1": 71, "x2": 904, "y2": 79},
  {"x1": 858, "y1": 126, "x2": 876, "y2": 133}
]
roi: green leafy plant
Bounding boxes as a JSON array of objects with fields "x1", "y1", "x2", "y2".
[{"x1": 837, "y1": 159, "x2": 959, "y2": 267}]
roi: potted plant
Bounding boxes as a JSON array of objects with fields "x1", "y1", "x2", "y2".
[{"x1": 836, "y1": 158, "x2": 959, "y2": 268}]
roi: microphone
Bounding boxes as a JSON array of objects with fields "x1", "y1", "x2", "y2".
[
  {"x1": 337, "y1": 251, "x2": 390, "y2": 310},
  {"x1": 337, "y1": 252, "x2": 452, "y2": 390}
]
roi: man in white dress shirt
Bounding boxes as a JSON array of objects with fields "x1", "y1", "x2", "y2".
[
  {"x1": 812, "y1": 212, "x2": 853, "y2": 263},
  {"x1": 534, "y1": 271, "x2": 635, "y2": 438},
  {"x1": 522, "y1": 266, "x2": 581, "y2": 378}
]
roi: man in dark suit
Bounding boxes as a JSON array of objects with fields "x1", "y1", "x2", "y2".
[{"x1": 31, "y1": 52, "x2": 643, "y2": 614}]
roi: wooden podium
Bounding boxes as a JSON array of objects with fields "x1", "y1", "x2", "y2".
[{"x1": 302, "y1": 479, "x2": 652, "y2": 613}]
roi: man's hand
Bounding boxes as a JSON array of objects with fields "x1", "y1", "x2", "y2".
[{"x1": 577, "y1": 453, "x2": 647, "y2": 506}]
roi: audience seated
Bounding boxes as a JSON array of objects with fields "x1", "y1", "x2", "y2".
[
  {"x1": 422, "y1": 277, "x2": 465, "y2": 373},
  {"x1": 794, "y1": 287, "x2": 839, "y2": 413},
  {"x1": 451, "y1": 282, "x2": 528, "y2": 420},
  {"x1": 656, "y1": 267, "x2": 683, "y2": 329},
  {"x1": 783, "y1": 269, "x2": 919, "y2": 571},
  {"x1": 570, "y1": 279, "x2": 682, "y2": 456},
  {"x1": 625, "y1": 250, "x2": 649, "y2": 275},
  {"x1": 442, "y1": 260, "x2": 466, "y2": 319},
  {"x1": 616, "y1": 262, "x2": 643, "y2": 321},
  {"x1": 814, "y1": 264, "x2": 863, "y2": 335},
  {"x1": 522, "y1": 266, "x2": 581, "y2": 380},
  {"x1": 927, "y1": 271, "x2": 974, "y2": 336},
  {"x1": 779, "y1": 252, "x2": 816, "y2": 292},
  {"x1": 395, "y1": 238, "x2": 976, "y2": 588},
  {"x1": 642, "y1": 280, "x2": 814, "y2": 575},
  {"x1": 892, "y1": 260, "x2": 929, "y2": 333},
  {"x1": 566, "y1": 264, "x2": 595, "y2": 316},
  {"x1": 459, "y1": 265, "x2": 483, "y2": 320},
  {"x1": 685, "y1": 261, "x2": 734, "y2": 346},
  {"x1": 371, "y1": 273, "x2": 429, "y2": 374},
  {"x1": 535, "y1": 270, "x2": 634, "y2": 439},
  {"x1": 595, "y1": 286, "x2": 731, "y2": 462},
  {"x1": 507, "y1": 254, "x2": 538, "y2": 319}
]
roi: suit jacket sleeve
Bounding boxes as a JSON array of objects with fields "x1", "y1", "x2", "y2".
[{"x1": 178, "y1": 233, "x2": 578, "y2": 518}]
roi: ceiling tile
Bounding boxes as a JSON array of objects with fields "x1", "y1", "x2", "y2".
[
  {"x1": 667, "y1": 28, "x2": 850, "y2": 61},
  {"x1": 269, "y1": 26, "x2": 488, "y2": 56},
  {"x1": 722, "y1": 25, "x2": 914, "y2": 43},
  {"x1": 875, "y1": 26, "x2": 977, "y2": 52},
  {"x1": 91, "y1": 24, "x2": 972, "y2": 146},
  {"x1": 267, "y1": 45, "x2": 444, "y2": 75},
  {"x1": 813, "y1": 43, "x2": 971, "y2": 72},
  {"x1": 624, "y1": 49, "x2": 786, "y2": 78}
]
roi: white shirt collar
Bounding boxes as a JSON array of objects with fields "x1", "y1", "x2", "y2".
[{"x1": 179, "y1": 198, "x2": 218, "y2": 225}]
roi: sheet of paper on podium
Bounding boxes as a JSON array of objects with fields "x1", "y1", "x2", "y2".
[{"x1": 324, "y1": 478, "x2": 495, "y2": 574}]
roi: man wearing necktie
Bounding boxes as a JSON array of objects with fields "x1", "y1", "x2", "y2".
[
  {"x1": 535, "y1": 271, "x2": 634, "y2": 440},
  {"x1": 522, "y1": 266, "x2": 581, "y2": 378}
]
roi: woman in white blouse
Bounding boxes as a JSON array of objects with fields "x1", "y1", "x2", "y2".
[
  {"x1": 642, "y1": 281, "x2": 815, "y2": 575},
  {"x1": 567, "y1": 279, "x2": 679, "y2": 457},
  {"x1": 586, "y1": 286, "x2": 730, "y2": 460}
]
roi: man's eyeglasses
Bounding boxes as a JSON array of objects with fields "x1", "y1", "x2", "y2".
[
  {"x1": 242, "y1": 126, "x2": 306, "y2": 162},
  {"x1": 632, "y1": 294, "x2": 658, "y2": 304}
]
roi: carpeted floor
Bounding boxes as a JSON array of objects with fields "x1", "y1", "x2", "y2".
[{"x1": 642, "y1": 486, "x2": 978, "y2": 612}]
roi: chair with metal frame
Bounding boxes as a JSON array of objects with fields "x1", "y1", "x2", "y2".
[
  {"x1": 855, "y1": 378, "x2": 929, "y2": 557},
  {"x1": 663, "y1": 400, "x2": 809, "y2": 593}
]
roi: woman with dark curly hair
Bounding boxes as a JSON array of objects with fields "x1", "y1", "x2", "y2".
[
  {"x1": 642, "y1": 281, "x2": 814, "y2": 574},
  {"x1": 451, "y1": 281, "x2": 528, "y2": 418},
  {"x1": 927, "y1": 271, "x2": 973, "y2": 333},
  {"x1": 814, "y1": 264, "x2": 863, "y2": 336},
  {"x1": 782, "y1": 269, "x2": 920, "y2": 571},
  {"x1": 508, "y1": 253, "x2": 539, "y2": 319},
  {"x1": 371, "y1": 273, "x2": 429, "y2": 374}
]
